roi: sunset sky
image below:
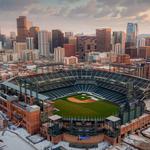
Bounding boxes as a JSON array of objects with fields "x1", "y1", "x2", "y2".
[{"x1": 1, "y1": 0, "x2": 150, "y2": 35}]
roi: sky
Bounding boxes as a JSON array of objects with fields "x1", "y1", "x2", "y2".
[{"x1": 1, "y1": 0, "x2": 150, "y2": 35}]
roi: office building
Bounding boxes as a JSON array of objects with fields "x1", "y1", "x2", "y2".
[
  {"x1": 54, "y1": 47, "x2": 65, "y2": 62},
  {"x1": 13, "y1": 42, "x2": 27, "y2": 53},
  {"x1": 145, "y1": 37, "x2": 150, "y2": 46},
  {"x1": 126, "y1": 23, "x2": 138, "y2": 48},
  {"x1": 138, "y1": 46, "x2": 150, "y2": 59},
  {"x1": 52, "y1": 30, "x2": 64, "y2": 53},
  {"x1": 29, "y1": 26, "x2": 40, "y2": 49},
  {"x1": 112, "y1": 31, "x2": 126, "y2": 54},
  {"x1": 38, "y1": 31, "x2": 50, "y2": 57},
  {"x1": 96, "y1": 28, "x2": 111, "y2": 52},
  {"x1": 64, "y1": 32, "x2": 73, "y2": 44},
  {"x1": 0, "y1": 41, "x2": 2, "y2": 50},
  {"x1": 63, "y1": 44, "x2": 75, "y2": 57},
  {"x1": 0, "y1": 34, "x2": 6, "y2": 48},
  {"x1": 10, "y1": 32, "x2": 16, "y2": 40},
  {"x1": 69, "y1": 36, "x2": 77, "y2": 51},
  {"x1": 16, "y1": 16, "x2": 32, "y2": 42},
  {"x1": 76, "y1": 36, "x2": 96, "y2": 61},
  {"x1": 65, "y1": 32, "x2": 73, "y2": 38},
  {"x1": 125, "y1": 47, "x2": 138, "y2": 58},
  {"x1": 26, "y1": 37, "x2": 34, "y2": 50},
  {"x1": 138, "y1": 38, "x2": 145, "y2": 48}
]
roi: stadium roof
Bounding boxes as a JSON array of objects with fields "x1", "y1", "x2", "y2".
[
  {"x1": 106, "y1": 116, "x2": 120, "y2": 122},
  {"x1": 2, "y1": 81, "x2": 49, "y2": 100},
  {"x1": 48, "y1": 115, "x2": 62, "y2": 121}
]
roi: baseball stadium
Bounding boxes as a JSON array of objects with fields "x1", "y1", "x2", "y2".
[{"x1": 0, "y1": 68, "x2": 150, "y2": 148}]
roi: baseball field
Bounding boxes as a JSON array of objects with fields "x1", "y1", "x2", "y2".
[{"x1": 53, "y1": 93, "x2": 119, "y2": 119}]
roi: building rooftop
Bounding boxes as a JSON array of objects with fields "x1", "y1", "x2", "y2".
[
  {"x1": 26, "y1": 105, "x2": 40, "y2": 112},
  {"x1": 2, "y1": 81, "x2": 49, "y2": 101},
  {"x1": 48, "y1": 115, "x2": 62, "y2": 121},
  {"x1": 106, "y1": 116, "x2": 120, "y2": 122}
]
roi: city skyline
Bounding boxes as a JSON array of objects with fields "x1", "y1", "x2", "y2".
[{"x1": 1, "y1": 0, "x2": 150, "y2": 35}]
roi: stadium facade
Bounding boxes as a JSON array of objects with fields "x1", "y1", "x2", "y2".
[{"x1": 0, "y1": 68, "x2": 150, "y2": 148}]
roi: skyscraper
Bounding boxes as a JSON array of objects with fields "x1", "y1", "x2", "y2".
[
  {"x1": 63, "y1": 44, "x2": 75, "y2": 57},
  {"x1": 38, "y1": 31, "x2": 50, "y2": 57},
  {"x1": 138, "y1": 38, "x2": 145, "y2": 48},
  {"x1": 52, "y1": 30, "x2": 64, "y2": 53},
  {"x1": 0, "y1": 41, "x2": 2, "y2": 50},
  {"x1": 126, "y1": 23, "x2": 138, "y2": 48},
  {"x1": 26, "y1": 37, "x2": 34, "y2": 50},
  {"x1": 10, "y1": 32, "x2": 16, "y2": 40},
  {"x1": 0, "y1": 34, "x2": 6, "y2": 48},
  {"x1": 13, "y1": 42, "x2": 27, "y2": 53},
  {"x1": 96, "y1": 28, "x2": 111, "y2": 52},
  {"x1": 54, "y1": 47, "x2": 65, "y2": 62},
  {"x1": 145, "y1": 37, "x2": 150, "y2": 46},
  {"x1": 16, "y1": 16, "x2": 32, "y2": 42},
  {"x1": 64, "y1": 32, "x2": 73, "y2": 44},
  {"x1": 65, "y1": 32, "x2": 73, "y2": 38},
  {"x1": 29, "y1": 26, "x2": 40, "y2": 49},
  {"x1": 112, "y1": 31, "x2": 126, "y2": 54},
  {"x1": 76, "y1": 35, "x2": 96, "y2": 61},
  {"x1": 69, "y1": 36, "x2": 77, "y2": 51}
]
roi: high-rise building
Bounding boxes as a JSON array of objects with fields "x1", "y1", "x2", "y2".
[
  {"x1": 65, "y1": 32, "x2": 73, "y2": 38},
  {"x1": 69, "y1": 37, "x2": 77, "y2": 51},
  {"x1": 3, "y1": 38, "x2": 12, "y2": 49},
  {"x1": 10, "y1": 32, "x2": 16, "y2": 48},
  {"x1": 63, "y1": 44, "x2": 75, "y2": 57},
  {"x1": 113, "y1": 43, "x2": 122, "y2": 55},
  {"x1": 52, "y1": 30, "x2": 64, "y2": 53},
  {"x1": 10, "y1": 32, "x2": 16, "y2": 40},
  {"x1": 145, "y1": 37, "x2": 150, "y2": 46},
  {"x1": 138, "y1": 46, "x2": 150, "y2": 59},
  {"x1": 125, "y1": 47, "x2": 138, "y2": 58},
  {"x1": 0, "y1": 34, "x2": 6, "y2": 48},
  {"x1": 76, "y1": 36, "x2": 96, "y2": 61},
  {"x1": 26, "y1": 37, "x2": 34, "y2": 50},
  {"x1": 0, "y1": 41, "x2": 2, "y2": 50},
  {"x1": 126, "y1": 23, "x2": 138, "y2": 48},
  {"x1": 13, "y1": 42, "x2": 27, "y2": 54},
  {"x1": 29, "y1": 26, "x2": 40, "y2": 49},
  {"x1": 138, "y1": 38, "x2": 145, "y2": 48},
  {"x1": 96, "y1": 28, "x2": 111, "y2": 52},
  {"x1": 16, "y1": 16, "x2": 32, "y2": 42},
  {"x1": 64, "y1": 32, "x2": 73, "y2": 44},
  {"x1": 112, "y1": 31, "x2": 126, "y2": 54},
  {"x1": 65, "y1": 32, "x2": 73, "y2": 43},
  {"x1": 38, "y1": 31, "x2": 50, "y2": 57},
  {"x1": 0, "y1": 33, "x2": 12, "y2": 49},
  {"x1": 54, "y1": 47, "x2": 65, "y2": 62}
]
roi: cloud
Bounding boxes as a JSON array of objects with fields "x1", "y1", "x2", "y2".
[
  {"x1": 1, "y1": 0, "x2": 149, "y2": 21},
  {"x1": 1, "y1": 0, "x2": 150, "y2": 35},
  {"x1": 0, "y1": 0, "x2": 38, "y2": 12}
]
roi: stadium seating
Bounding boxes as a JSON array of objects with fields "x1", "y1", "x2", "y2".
[{"x1": 12, "y1": 69, "x2": 150, "y2": 104}]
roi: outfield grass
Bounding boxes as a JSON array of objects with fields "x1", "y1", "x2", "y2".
[{"x1": 53, "y1": 94, "x2": 119, "y2": 119}]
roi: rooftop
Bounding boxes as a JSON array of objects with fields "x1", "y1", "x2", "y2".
[
  {"x1": 106, "y1": 116, "x2": 120, "y2": 122},
  {"x1": 48, "y1": 115, "x2": 62, "y2": 121}
]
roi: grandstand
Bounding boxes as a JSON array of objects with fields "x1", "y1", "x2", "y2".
[{"x1": 8, "y1": 69, "x2": 150, "y2": 102}]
